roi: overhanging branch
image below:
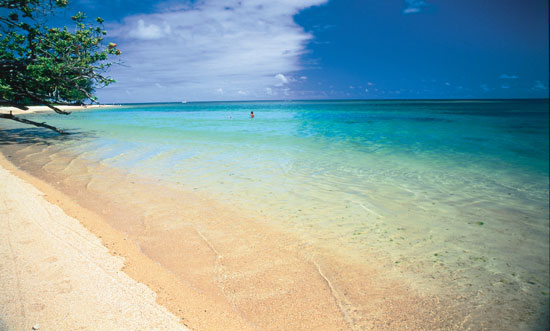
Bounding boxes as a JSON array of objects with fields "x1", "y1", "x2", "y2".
[
  {"x1": 0, "y1": 101, "x2": 29, "y2": 110},
  {"x1": 0, "y1": 113, "x2": 67, "y2": 134}
]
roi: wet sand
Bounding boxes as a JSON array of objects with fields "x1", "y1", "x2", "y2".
[
  {"x1": 0, "y1": 156, "x2": 186, "y2": 330},
  {"x1": 0, "y1": 146, "x2": 468, "y2": 330}
]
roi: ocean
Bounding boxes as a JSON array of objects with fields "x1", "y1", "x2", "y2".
[{"x1": 1, "y1": 99, "x2": 548, "y2": 328}]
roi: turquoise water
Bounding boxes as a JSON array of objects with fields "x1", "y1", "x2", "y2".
[
  {"x1": 25, "y1": 99, "x2": 549, "y2": 202},
  {"x1": 27, "y1": 99, "x2": 550, "y2": 176},
  {"x1": 4, "y1": 100, "x2": 550, "y2": 296}
]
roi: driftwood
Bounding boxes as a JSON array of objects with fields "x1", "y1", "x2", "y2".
[{"x1": 0, "y1": 112, "x2": 67, "y2": 134}]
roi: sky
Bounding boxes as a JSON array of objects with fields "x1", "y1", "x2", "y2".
[{"x1": 62, "y1": 0, "x2": 548, "y2": 102}]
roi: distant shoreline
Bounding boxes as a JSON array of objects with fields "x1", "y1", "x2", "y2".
[
  {"x1": 1, "y1": 99, "x2": 546, "y2": 112},
  {"x1": 0, "y1": 104, "x2": 119, "y2": 115}
]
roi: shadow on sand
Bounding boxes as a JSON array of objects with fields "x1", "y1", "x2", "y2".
[{"x1": 0, "y1": 127, "x2": 95, "y2": 147}]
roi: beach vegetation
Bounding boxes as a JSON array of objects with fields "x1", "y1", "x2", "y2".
[{"x1": 0, "y1": 0, "x2": 121, "y2": 133}]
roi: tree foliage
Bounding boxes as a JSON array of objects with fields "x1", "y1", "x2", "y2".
[{"x1": 0, "y1": 0, "x2": 120, "y2": 132}]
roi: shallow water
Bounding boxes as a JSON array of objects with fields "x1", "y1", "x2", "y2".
[{"x1": 1, "y1": 99, "x2": 549, "y2": 328}]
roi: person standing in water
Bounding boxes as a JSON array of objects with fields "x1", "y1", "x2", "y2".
[{"x1": 250, "y1": 111, "x2": 255, "y2": 118}]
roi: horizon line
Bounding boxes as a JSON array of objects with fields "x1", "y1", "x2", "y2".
[{"x1": 102, "y1": 97, "x2": 549, "y2": 105}]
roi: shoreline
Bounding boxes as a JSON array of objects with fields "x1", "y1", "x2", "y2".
[
  {"x1": 0, "y1": 121, "x2": 548, "y2": 329},
  {"x1": 0, "y1": 104, "x2": 119, "y2": 115},
  {"x1": 0, "y1": 153, "x2": 257, "y2": 330},
  {"x1": 0, "y1": 144, "x2": 467, "y2": 330},
  {"x1": 0, "y1": 154, "x2": 186, "y2": 330}
]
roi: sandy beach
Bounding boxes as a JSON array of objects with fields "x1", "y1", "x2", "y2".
[
  {"x1": 0, "y1": 105, "x2": 118, "y2": 115},
  {"x1": 0, "y1": 155, "x2": 187, "y2": 330}
]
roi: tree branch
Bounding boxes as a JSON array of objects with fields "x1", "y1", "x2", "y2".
[
  {"x1": 0, "y1": 100, "x2": 29, "y2": 110},
  {"x1": 8, "y1": 86, "x2": 72, "y2": 114},
  {"x1": 42, "y1": 100, "x2": 71, "y2": 114},
  {"x1": 0, "y1": 113, "x2": 67, "y2": 134}
]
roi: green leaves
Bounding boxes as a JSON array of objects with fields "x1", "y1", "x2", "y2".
[
  {"x1": 0, "y1": 0, "x2": 120, "y2": 108},
  {"x1": 71, "y1": 11, "x2": 85, "y2": 23}
]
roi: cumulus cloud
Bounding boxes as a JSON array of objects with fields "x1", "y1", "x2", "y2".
[
  {"x1": 99, "y1": 0, "x2": 328, "y2": 102},
  {"x1": 275, "y1": 73, "x2": 289, "y2": 85},
  {"x1": 499, "y1": 74, "x2": 519, "y2": 79},
  {"x1": 128, "y1": 19, "x2": 171, "y2": 40}
]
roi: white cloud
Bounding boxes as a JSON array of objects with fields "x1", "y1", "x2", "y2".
[
  {"x1": 99, "y1": 0, "x2": 328, "y2": 102},
  {"x1": 300, "y1": 76, "x2": 307, "y2": 80},
  {"x1": 275, "y1": 73, "x2": 289, "y2": 85},
  {"x1": 364, "y1": 88, "x2": 369, "y2": 92},
  {"x1": 128, "y1": 19, "x2": 171, "y2": 40},
  {"x1": 367, "y1": 82, "x2": 373, "y2": 86},
  {"x1": 403, "y1": 0, "x2": 428, "y2": 14},
  {"x1": 237, "y1": 90, "x2": 248, "y2": 95},
  {"x1": 403, "y1": 7, "x2": 420, "y2": 14},
  {"x1": 499, "y1": 74, "x2": 519, "y2": 79},
  {"x1": 216, "y1": 88, "x2": 224, "y2": 94}
]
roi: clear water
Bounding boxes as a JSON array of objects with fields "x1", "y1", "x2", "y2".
[{"x1": 4, "y1": 100, "x2": 550, "y2": 302}]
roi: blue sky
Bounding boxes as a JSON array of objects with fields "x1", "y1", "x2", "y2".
[{"x1": 66, "y1": 0, "x2": 548, "y2": 102}]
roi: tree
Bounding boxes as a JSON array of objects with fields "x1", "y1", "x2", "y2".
[{"x1": 0, "y1": 0, "x2": 120, "y2": 133}]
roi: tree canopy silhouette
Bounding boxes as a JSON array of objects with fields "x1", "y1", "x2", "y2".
[{"x1": 0, "y1": 0, "x2": 120, "y2": 133}]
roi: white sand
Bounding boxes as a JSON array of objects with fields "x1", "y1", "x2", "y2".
[
  {"x1": 0, "y1": 162, "x2": 187, "y2": 330},
  {"x1": 0, "y1": 104, "x2": 117, "y2": 115}
]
